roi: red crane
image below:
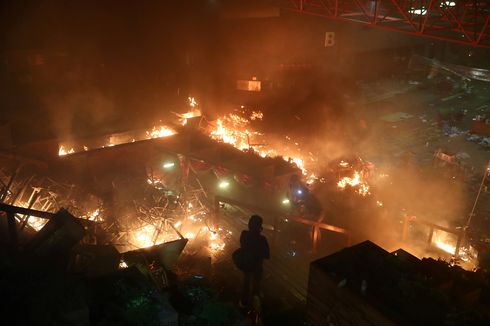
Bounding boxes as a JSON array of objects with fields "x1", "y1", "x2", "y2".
[{"x1": 276, "y1": 0, "x2": 490, "y2": 49}]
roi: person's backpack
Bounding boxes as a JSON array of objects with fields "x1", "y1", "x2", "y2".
[{"x1": 232, "y1": 247, "x2": 254, "y2": 271}]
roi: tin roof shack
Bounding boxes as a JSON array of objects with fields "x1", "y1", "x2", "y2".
[{"x1": 307, "y1": 241, "x2": 490, "y2": 326}]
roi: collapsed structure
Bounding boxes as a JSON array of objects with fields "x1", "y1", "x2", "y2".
[{"x1": 0, "y1": 92, "x2": 487, "y2": 323}]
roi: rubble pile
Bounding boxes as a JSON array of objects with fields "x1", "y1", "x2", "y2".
[{"x1": 0, "y1": 152, "x2": 235, "y2": 324}]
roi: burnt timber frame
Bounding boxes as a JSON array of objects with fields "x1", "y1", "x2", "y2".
[
  {"x1": 0, "y1": 203, "x2": 94, "y2": 252},
  {"x1": 402, "y1": 215, "x2": 464, "y2": 256},
  {"x1": 214, "y1": 196, "x2": 351, "y2": 252}
]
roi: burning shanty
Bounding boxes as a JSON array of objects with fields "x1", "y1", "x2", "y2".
[{"x1": 1, "y1": 1, "x2": 490, "y2": 325}]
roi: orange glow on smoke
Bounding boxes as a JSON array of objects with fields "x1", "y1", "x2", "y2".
[
  {"x1": 59, "y1": 146, "x2": 75, "y2": 156},
  {"x1": 178, "y1": 97, "x2": 202, "y2": 125},
  {"x1": 145, "y1": 126, "x2": 176, "y2": 139},
  {"x1": 26, "y1": 216, "x2": 48, "y2": 231},
  {"x1": 337, "y1": 171, "x2": 370, "y2": 196},
  {"x1": 209, "y1": 110, "x2": 312, "y2": 178},
  {"x1": 432, "y1": 230, "x2": 477, "y2": 263}
]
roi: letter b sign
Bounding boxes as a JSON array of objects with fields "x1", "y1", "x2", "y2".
[{"x1": 325, "y1": 32, "x2": 335, "y2": 47}]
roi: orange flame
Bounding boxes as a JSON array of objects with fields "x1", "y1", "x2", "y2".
[
  {"x1": 209, "y1": 111, "x2": 312, "y2": 179},
  {"x1": 337, "y1": 171, "x2": 370, "y2": 196},
  {"x1": 26, "y1": 216, "x2": 48, "y2": 231},
  {"x1": 145, "y1": 126, "x2": 176, "y2": 139},
  {"x1": 59, "y1": 146, "x2": 74, "y2": 156},
  {"x1": 432, "y1": 230, "x2": 477, "y2": 263}
]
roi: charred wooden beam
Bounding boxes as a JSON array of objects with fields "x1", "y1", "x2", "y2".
[{"x1": 0, "y1": 203, "x2": 96, "y2": 226}]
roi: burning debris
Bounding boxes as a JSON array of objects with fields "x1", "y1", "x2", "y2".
[
  {"x1": 8, "y1": 91, "x2": 486, "y2": 276},
  {"x1": 58, "y1": 97, "x2": 200, "y2": 157},
  {"x1": 0, "y1": 154, "x2": 221, "y2": 256},
  {"x1": 207, "y1": 109, "x2": 313, "y2": 178},
  {"x1": 432, "y1": 229, "x2": 478, "y2": 265},
  {"x1": 318, "y1": 158, "x2": 374, "y2": 197},
  {"x1": 56, "y1": 97, "x2": 385, "y2": 237},
  {"x1": 58, "y1": 122, "x2": 177, "y2": 156},
  {"x1": 58, "y1": 145, "x2": 75, "y2": 156},
  {"x1": 3, "y1": 2, "x2": 490, "y2": 324},
  {"x1": 401, "y1": 215, "x2": 480, "y2": 270},
  {"x1": 337, "y1": 171, "x2": 370, "y2": 196},
  {"x1": 145, "y1": 126, "x2": 176, "y2": 139},
  {"x1": 127, "y1": 179, "x2": 230, "y2": 254}
]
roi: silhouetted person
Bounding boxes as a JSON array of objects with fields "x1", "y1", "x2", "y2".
[{"x1": 239, "y1": 215, "x2": 270, "y2": 309}]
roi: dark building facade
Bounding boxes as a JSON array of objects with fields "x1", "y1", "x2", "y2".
[{"x1": 307, "y1": 241, "x2": 490, "y2": 325}]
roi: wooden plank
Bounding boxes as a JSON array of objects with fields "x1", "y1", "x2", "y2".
[
  {"x1": 289, "y1": 216, "x2": 349, "y2": 235},
  {"x1": 410, "y1": 217, "x2": 459, "y2": 235},
  {"x1": 0, "y1": 203, "x2": 54, "y2": 219},
  {"x1": 0, "y1": 203, "x2": 96, "y2": 226}
]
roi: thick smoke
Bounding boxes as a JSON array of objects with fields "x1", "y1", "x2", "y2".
[{"x1": 42, "y1": 88, "x2": 115, "y2": 141}]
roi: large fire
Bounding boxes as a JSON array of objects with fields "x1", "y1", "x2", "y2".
[
  {"x1": 337, "y1": 171, "x2": 370, "y2": 196},
  {"x1": 130, "y1": 224, "x2": 179, "y2": 249},
  {"x1": 127, "y1": 213, "x2": 228, "y2": 254},
  {"x1": 11, "y1": 95, "x2": 486, "y2": 273},
  {"x1": 57, "y1": 98, "x2": 203, "y2": 156},
  {"x1": 177, "y1": 97, "x2": 202, "y2": 125},
  {"x1": 58, "y1": 96, "x2": 376, "y2": 199},
  {"x1": 15, "y1": 191, "x2": 228, "y2": 254},
  {"x1": 208, "y1": 111, "x2": 312, "y2": 177},
  {"x1": 118, "y1": 174, "x2": 229, "y2": 253},
  {"x1": 56, "y1": 96, "x2": 315, "y2": 185},
  {"x1": 59, "y1": 145, "x2": 75, "y2": 156},
  {"x1": 50, "y1": 95, "x2": 380, "y2": 265},
  {"x1": 58, "y1": 122, "x2": 176, "y2": 156},
  {"x1": 210, "y1": 114, "x2": 253, "y2": 151},
  {"x1": 25, "y1": 216, "x2": 48, "y2": 231},
  {"x1": 145, "y1": 126, "x2": 176, "y2": 139},
  {"x1": 53, "y1": 96, "x2": 378, "y2": 254},
  {"x1": 432, "y1": 230, "x2": 477, "y2": 263}
]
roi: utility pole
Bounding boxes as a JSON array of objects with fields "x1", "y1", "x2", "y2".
[
  {"x1": 466, "y1": 160, "x2": 490, "y2": 229},
  {"x1": 454, "y1": 160, "x2": 489, "y2": 258}
]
